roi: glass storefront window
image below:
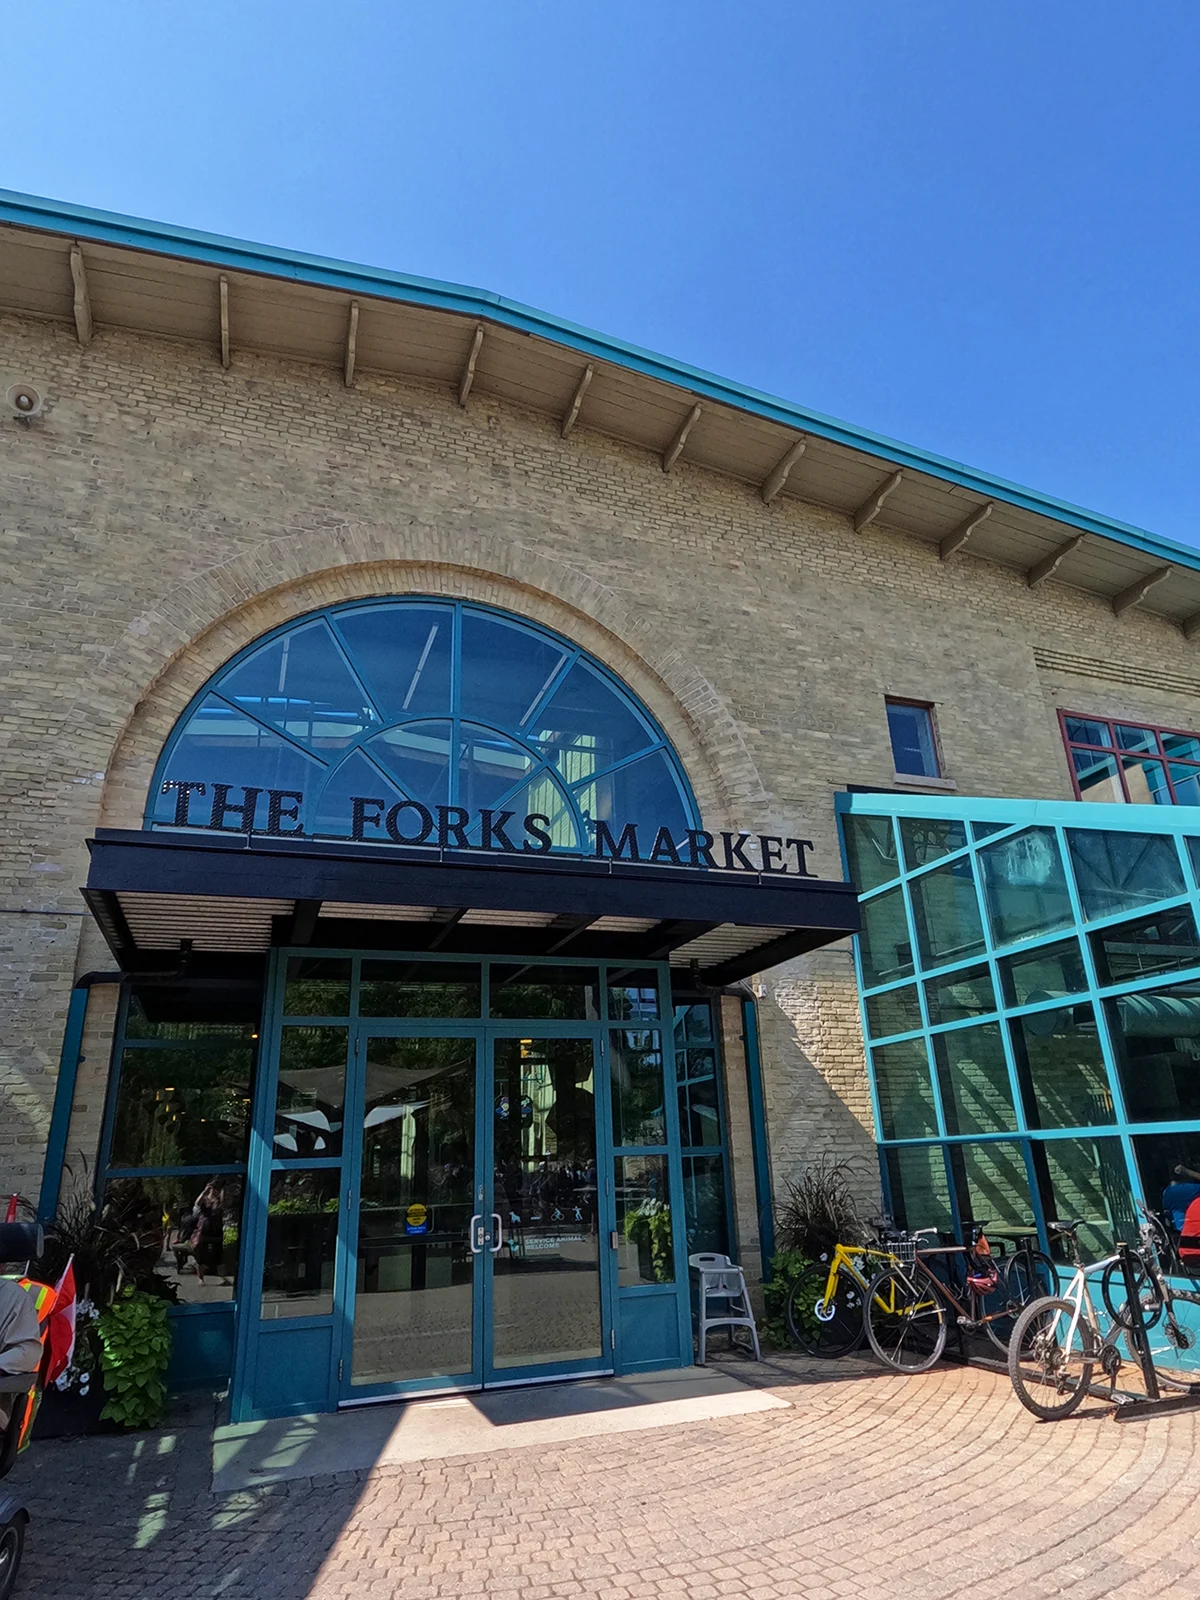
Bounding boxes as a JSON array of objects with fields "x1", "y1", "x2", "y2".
[
  {"x1": 1133, "y1": 1134, "x2": 1200, "y2": 1234},
  {"x1": 1092, "y1": 907, "x2": 1200, "y2": 985},
  {"x1": 843, "y1": 815, "x2": 900, "y2": 892},
  {"x1": 883, "y1": 1145, "x2": 954, "y2": 1236},
  {"x1": 1108, "y1": 983, "x2": 1200, "y2": 1123},
  {"x1": 110, "y1": 1042, "x2": 256, "y2": 1169},
  {"x1": 1067, "y1": 831, "x2": 1184, "y2": 921},
  {"x1": 858, "y1": 886, "x2": 915, "y2": 987},
  {"x1": 673, "y1": 1001, "x2": 714, "y2": 1046},
  {"x1": 1033, "y1": 1137, "x2": 1135, "y2": 1260},
  {"x1": 275, "y1": 1027, "x2": 348, "y2": 1158},
  {"x1": 610, "y1": 1030, "x2": 666, "y2": 1145},
  {"x1": 978, "y1": 828, "x2": 1073, "y2": 948},
  {"x1": 614, "y1": 1155, "x2": 674, "y2": 1285},
  {"x1": 1000, "y1": 938, "x2": 1087, "y2": 1007},
  {"x1": 899, "y1": 817, "x2": 967, "y2": 871},
  {"x1": 103, "y1": 1176, "x2": 244, "y2": 1305},
  {"x1": 865, "y1": 984, "x2": 922, "y2": 1040},
  {"x1": 676, "y1": 1042, "x2": 721, "y2": 1147},
  {"x1": 123, "y1": 988, "x2": 258, "y2": 1041},
  {"x1": 909, "y1": 857, "x2": 985, "y2": 970},
  {"x1": 284, "y1": 957, "x2": 352, "y2": 1017},
  {"x1": 261, "y1": 1169, "x2": 340, "y2": 1318},
  {"x1": 949, "y1": 1142, "x2": 1035, "y2": 1231},
  {"x1": 608, "y1": 970, "x2": 660, "y2": 1022},
  {"x1": 681, "y1": 1155, "x2": 730, "y2": 1258},
  {"x1": 871, "y1": 1039, "x2": 937, "y2": 1140},
  {"x1": 924, "y1": 964, "x2": 995, "y2": 1026},
  {"x1": 489, "y1": 966, "x2": 601, "y2": 1020},
  {"x1": 932, "y1": 1023, "x2": 1017, "y2": 1135},
  {"x1": 1010, "y1": 1005, "x2": 1114, "y2": 1129},
  {"x1": 359, "y1": 961, "x2": 481, "y2": 1018}
]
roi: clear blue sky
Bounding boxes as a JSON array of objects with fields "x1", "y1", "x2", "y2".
[{"x1": 5, "y1": 3, "x2": 1198, "y2": 542}]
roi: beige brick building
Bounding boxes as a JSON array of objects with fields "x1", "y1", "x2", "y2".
[{"x1": 4, "y1": 194, "x2": 1200, "y2": 1413}]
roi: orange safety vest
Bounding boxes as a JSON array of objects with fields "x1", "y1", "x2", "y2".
[{"x1": 1, "y1": 1274, "x2": 53, "y2": 1452}]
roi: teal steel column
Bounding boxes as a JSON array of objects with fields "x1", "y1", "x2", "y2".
[
  {"x1": 37, "y1": 980, "x2": 109, "y2": 1221},
  {"x1": 740, "y1": 996, "x2": 776, "y2": 1278}
]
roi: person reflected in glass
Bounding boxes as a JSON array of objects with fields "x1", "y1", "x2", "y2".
[
  {"x1": 180, "y1": 1180, "x2": 227, "y2": 1287},
  {"x1": 1163, "y1": 1163, "x2": 1200, "y2": 1232}
]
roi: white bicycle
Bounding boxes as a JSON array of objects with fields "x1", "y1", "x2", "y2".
[{"x1": 1008, "y1": 1213, "x2": 1200, "y2": 1421}]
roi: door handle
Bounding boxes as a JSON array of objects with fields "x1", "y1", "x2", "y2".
[
  {"x1": 490, "y1": 1213, "x2": 503, "y2": 1254},
  {"x1": 469, "y1": 1213, "x2": 484, "y2": 1253}
]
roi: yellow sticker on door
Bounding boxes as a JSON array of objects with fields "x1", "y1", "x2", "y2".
[{"x1": 405, "y1": 1203, "x2": 428, "y2": 1236}]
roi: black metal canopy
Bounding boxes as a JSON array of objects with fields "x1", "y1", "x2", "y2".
[{"x1": 83, "y1": 828, "x2": 859, "y2": 986}]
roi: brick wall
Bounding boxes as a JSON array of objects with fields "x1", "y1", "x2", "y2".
[{"x1": 3, "y1": 311, "x2": 1199, "y2": 1222}]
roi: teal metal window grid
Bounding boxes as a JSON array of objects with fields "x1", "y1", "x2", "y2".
[
  {"x1": 836, "y1": 791, "x2": 1200, "y2": 1262},
  {"x1": 145, "y1": 597, "x2": 701, "y2": 849}
]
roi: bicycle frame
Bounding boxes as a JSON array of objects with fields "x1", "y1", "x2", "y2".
[
  {"x1": 1038, "y1": 1252, "x2": 1121, "y2": 1364},
  {"x1": 814, "y1": 1243, "x2": 891, "y2": 1316}
]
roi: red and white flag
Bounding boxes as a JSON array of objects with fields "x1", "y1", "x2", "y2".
[
  {"x1": 46, "y1": 1256, "x2": 77, "y2": 1384},
  {"x1": 3, "y1": 1195, "x2": 16, "y2": 1223}
]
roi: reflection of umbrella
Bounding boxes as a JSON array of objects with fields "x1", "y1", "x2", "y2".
[
  {"x1": 279, "y1": 1109, "x2": 340, "y2": 1132},
  {"x1": 274, "y1": 1132, "x2": 299, "y2": 1152},
  {"x1": 363, "y1": 1101, "x2": 429, "y2": 1129}
]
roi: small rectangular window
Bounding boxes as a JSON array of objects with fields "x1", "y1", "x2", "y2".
[{"x1": 886, "y1": 700, "x2": 941, "y2": 778}]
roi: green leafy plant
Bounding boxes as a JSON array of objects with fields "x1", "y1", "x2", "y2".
[
  {"x1": 760, "y1": 1247, "x2": 810, "y2": 1348},
  {"x1": 776, "y1": 1157, "x2": 865, "y2": 1261},
  {"x1": 624, "y1": 1200, "x2": 674, "y2": 1283},
  {"x1": 96, "y1": 1286, "x2": 172, "y2": 1428}
]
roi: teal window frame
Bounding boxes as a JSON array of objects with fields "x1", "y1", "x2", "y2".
[
  {"x1": 144, "y1": 597, "x2": 701, "y2": 849},
  {"x1": 838, "y1": 792, "x2": 1200, "y2": 1269}
]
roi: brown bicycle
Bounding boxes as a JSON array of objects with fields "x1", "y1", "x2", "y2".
[{"x1": 864, "y1": 1223, "x2": 1057, "y2": 1373}]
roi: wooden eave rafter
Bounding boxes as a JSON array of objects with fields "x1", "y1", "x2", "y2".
[{"x1": 2, "y1": 211, "x2": 1199, "y2": 633}]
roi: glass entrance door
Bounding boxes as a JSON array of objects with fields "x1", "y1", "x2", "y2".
[
  {"x1": 341, "y1": 1029, "x2": 608, "y2": 1400},
  {"x1": 487, "y1": 1037, "x2": 605, "y2": 1382},
  {"x1": 347, "y1": 1034, "x2": 483, "y2": 1394}
]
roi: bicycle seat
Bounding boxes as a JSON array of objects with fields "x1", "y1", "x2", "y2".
[{"x1": 1049, "y1": 1218, "x2": 1085, "y2": 1234}]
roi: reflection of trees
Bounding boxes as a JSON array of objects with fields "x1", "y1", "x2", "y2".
[
  {"x1": 359, "y1": 980, "x2": 480, "y2": 1019},
  {"x1": 610, "y1": 1031, "x2": 665, "y2": 1144},
  {"x1": 113, "y1": 1044, "x2": 255, "y2": 1168}
]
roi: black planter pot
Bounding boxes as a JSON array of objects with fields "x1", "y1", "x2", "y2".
[{"x1": 32, "y1": 1376, "x2": 119, "y2": 1439}]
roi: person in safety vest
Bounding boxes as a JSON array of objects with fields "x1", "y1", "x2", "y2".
[
  {"x1": 0, "y1": 1279, "x2": 42, "y2": 1433},
  {"x1": 0, "y1": 1271, "x2": 53, "y2": 1459}
]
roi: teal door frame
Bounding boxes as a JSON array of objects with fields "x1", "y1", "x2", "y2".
[
  {"x1": 336, "y1": 1020, "x2": 617, "y2": 1405},
  {"x1": 231, "y1": 948, "x2": 691, "y2": 1423}
]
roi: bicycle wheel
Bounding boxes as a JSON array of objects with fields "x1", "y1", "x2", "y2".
[
  {"x1": 1144, "y1": 1288, "x2": 1200, "y2": 1393},
  {"x1": 1100, "y1": 1253, "x2": 1164, "y2": 1332},
  {"x1": 1007, "y1": 1296, "x2": 1097, "y2": 1420},
  {"x1": 786, "y1": 1261, "x2": 867, "y2": 1357},
  {"x1": 864, "y1": 1266, "x2": 946, "y2": 1373},
  {"x1": 985, "y1": 1250, "x2": 1060, "y2": 1353}
]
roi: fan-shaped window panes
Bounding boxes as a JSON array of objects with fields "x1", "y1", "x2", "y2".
[{"x1": 148, "y1": 599, "x2": 699, "y2": 852}]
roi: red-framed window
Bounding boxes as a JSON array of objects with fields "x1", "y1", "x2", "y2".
[{"x1": 1060, "y1": 711, "x2": 1200, "y2": 806}]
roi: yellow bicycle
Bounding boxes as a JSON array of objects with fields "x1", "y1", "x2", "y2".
[{"x1": 785, "y1": 1231, "x2": 900, "y2": 1357}]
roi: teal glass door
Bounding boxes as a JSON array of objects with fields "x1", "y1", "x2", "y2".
[
  {"x1": 341, "y1": 1028, "x2": 610, "y2": 1400},
  {"x1": 486, "y1": 1036, "x2": 607, "y2": 1383},
  {"x1": 344, "y1": 1032, "x2": 484, "y2": 1396}
]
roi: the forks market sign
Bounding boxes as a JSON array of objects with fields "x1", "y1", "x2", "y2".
[{"x1": 158, "y1": 780, "x2": 817, "y2": 876}]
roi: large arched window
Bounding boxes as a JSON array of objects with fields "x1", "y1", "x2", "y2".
[{"x1": 147, "y1": 598, "x2": 699, "y2": 849}]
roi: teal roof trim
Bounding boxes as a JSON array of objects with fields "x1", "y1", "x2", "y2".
[{"x1": 2, "y1": 185, "x2": 1196, "y2": 578}]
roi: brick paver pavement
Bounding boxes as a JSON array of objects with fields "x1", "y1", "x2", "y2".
[{"x1": 8, "y1": 1354, "x2": 1200, "y2": 1599}]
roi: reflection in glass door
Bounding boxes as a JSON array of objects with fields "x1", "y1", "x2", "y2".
[
  {"x1": 488, "y1": 1038, "x2": 604, "y2": 1377},
  {"x1": 349, "y1": 1036, "x2": 479, "y2": 1390}
]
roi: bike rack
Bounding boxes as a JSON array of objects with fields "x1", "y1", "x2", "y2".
[{"x1": 1108, "y1": 1242, "x2": 1200, "y2": 1423}]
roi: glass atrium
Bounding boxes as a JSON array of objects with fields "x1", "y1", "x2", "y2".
[{"x1": 839, "y1": 792, "x2": 1200, "y2": 1266}]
